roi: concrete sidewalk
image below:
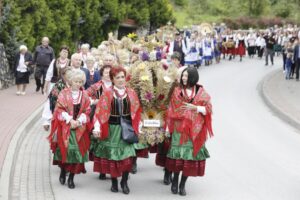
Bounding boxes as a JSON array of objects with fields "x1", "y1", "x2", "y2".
[
  {"x1": 0, "y1": 82, "x2": 46, "y2": 200},
  {"x1": 261, "y1": 69, "x2": 300, "y2": 130},
  {"x1": 0, "y1": 82, "x2": 46, "y2": 174}
]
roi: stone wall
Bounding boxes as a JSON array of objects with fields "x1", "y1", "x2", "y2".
[{"x1": 0, "y1": 43, "x2": 13, "y2": 89}]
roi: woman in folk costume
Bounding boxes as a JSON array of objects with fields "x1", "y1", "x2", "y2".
[
  {"x1": 255, "y1": 33, "x2": 266, "y2": 59},
  {"x1": 184, "y1": 33, "x2": 200, "y2": 68},
  {"x1": 86, "y1": 65, "x2": 112, "y2": 180},
  {"x1": 236, "y1": 32, "x2": 247, "y2": 62},
  {"x1": 42, "y1": 67, "x2": 72, "y2": 131},
  {"x1": 196, "y1": 35, "x2": 203, "y2": 67},
  {"x1": 202, "y1": 34, "x2": 214, "y2": 66},
  {"x1": 48, "y1": 70, "x2": 91, "y2": 189},
  {"x1": 221, "y1": 33, "x2": 228, "y2": 59},
  {"x1": 92, "y1": 66, "x2": 142, "y2": 194},
  {"x1": 226, "y1": 31, "x2": 236, "y2": 60},
  {"x1": 214, "y1": 33, "x2": 222, "y2": 64},
  {"x1": 165, "y1": 67, "x2": 213, "y2": 196},
  {"x1": 44, "y1": 45, "x2": 70, "y2": 95},
  {"x1": 246, "y1": 30, "x2": 257, "y2": 58}
]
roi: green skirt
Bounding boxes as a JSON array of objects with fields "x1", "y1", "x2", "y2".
[
  {"x1": 93, "y1": 124, "x2": 136, "y2": 161},
  {"x1": 54, "y1": 130, "x2": 88, "y2": 163},
  {"x1": 167, "y1": 131, "x2": 210, "y2": 161}
]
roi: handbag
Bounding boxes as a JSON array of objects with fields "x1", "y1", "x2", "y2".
[
  {"x1": 27, "y1": 65, "x2": 34, "y2": 75},
  {"x1": 117, "y1": 98, "x2": 139, "y2": 144}
]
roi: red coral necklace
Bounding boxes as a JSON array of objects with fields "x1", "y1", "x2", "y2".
[
  {"x1": 183, "y1": 86, "x2": 195, "y2": 101},
  {"x1": 114, "y1": 87, "x2": 127, "y2": 99}
]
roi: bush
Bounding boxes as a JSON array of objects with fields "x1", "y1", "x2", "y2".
[{"x1": 223, "y1": 16, "x2": 298, "y2": 29}]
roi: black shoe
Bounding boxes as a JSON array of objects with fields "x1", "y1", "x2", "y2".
[
  {"x1": 99, "y1": 173, "x2": 106, "y2": 180},
  {"x1": 171, "y1": 182, "x2": 178, "y2": 194},
  {"x1": 163, "y1": 169, "x2": 172, "y2": 185},
  {"x1": 120, "y1": 180, "x2": 130, "y2": 194},
  {"x1": 179, "y1": 186, "x2": 186, "y2": 196},
  {"x1": 59, "y1": 168, "x2": 66, "y2": 185},
  {"x1": 265, "y1": 63, "x2": 268, "y2": 66},
  {"x1": 111, "y1": 178, "x2": 118, "y2": 193},
  {"x1": 36, "y1": 86, "x2": 40, "y2": 92},
  {"x1": 171, "y1": 173, "x2": 179, "y2": 194},
  {"x1": 179, "y1": 175, "x2": 188, "y2": 196},
  {"x1": 67, "y1": 173, "x2": 75, "y2": 189},
  {"x1": 41, "y1": 88, "x2": 44, "y2": 95}
]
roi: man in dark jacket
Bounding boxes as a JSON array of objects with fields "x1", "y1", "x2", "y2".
[
  {"x1": 264, "y1": 32, "x2": 276, "y2": 66},
  {"x1": 33, "y1": 37, "x2": 55, "y2": 94},
  {"x1": 293, "y1": 39, "x2": 300, "y2": 81}
]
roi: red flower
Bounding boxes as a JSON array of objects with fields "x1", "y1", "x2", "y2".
[
  {"x1": 162, "y1": 64, "x2": 168, "y2": 70},
  {"x1": 158, "y1": 94, "x2": 165, "y2": 100}
]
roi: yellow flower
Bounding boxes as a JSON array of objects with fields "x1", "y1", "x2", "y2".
[
  {"x1": 141, "y1": 75, "x2": 150, "y2": 81},
  {"x1": 127, "y1": 33, "x2": 137, "y2": 39},
  {"x1": 138, "y1": 63, "x2": 146, "y2": 70},
  {"x1": 163, "y1": 76, "x2": 171, "y2": 83}
]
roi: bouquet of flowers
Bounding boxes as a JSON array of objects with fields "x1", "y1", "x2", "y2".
[{"x1": 127, "y1": 60, "x2": 176, "y2": 146}]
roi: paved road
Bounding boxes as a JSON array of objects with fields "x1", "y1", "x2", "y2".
[
  {"x1": 52, "y1": 57, "x2": 300, "y2": 200},
  {"x1": 9, "y1": 56, "x2": 300, "y2": 200}
]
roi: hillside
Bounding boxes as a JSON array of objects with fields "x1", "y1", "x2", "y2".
[{"x1": 171, "y1": 0, "x2": 300, "y2": 28}]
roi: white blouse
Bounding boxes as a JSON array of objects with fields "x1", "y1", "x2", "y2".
[{"x1": 17, "y1": 54, "x2": 27, "y2": 73}]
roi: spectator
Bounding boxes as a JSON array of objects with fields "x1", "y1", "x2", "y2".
[
  {"x1": 14, "y1": 45, "x2": 33, "y2": 96},
  {"x1": 285, "y1": 47, "x2": 293, "y2": 80},
  {"x1": 293, "y1": 39, "x2": 300, "y2": 81},
  {"x1": 33, "y1": 37, "x2": 55, "y2": 94},
  {"x1": 264, "y1": 32, "x2": 276, "y2": 66}
]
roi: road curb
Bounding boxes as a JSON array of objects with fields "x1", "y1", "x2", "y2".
[
  {"x1": 0, "y1": 105, "x2": 43, "y2": 200},
  {"x1": 259, "y1": 69, "x2": 300, "y2": 131}
]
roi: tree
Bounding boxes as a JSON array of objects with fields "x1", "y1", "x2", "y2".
[
  {"x1": 46, "y1": 0, "x2": 76, "y2": 52},
  {"x1": 241, "y1": 0, "x2": 270, "y2": 17},
  {"x1": 148, "y1": 0, "x2": 175, "y2": 31}
]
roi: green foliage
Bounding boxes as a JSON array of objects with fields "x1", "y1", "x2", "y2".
[
  {"x1": 174, "y1": 0, "x2": 187, "y2": 6},
  {"x1": 148, "y1": 0, "x2": 175, "y2": 31},
  {"x1": 0, "y1": 0, "x2": 174, "y2": 58}
]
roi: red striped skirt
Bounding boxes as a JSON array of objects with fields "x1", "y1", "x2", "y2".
[
  {"x1": 155, "y1": 141, "x2": 171, "y2": 167},
  {"x1": 93, "y1": 157, "x2": 133, "y2": 178},
  {"x1": 53, "y1": 160, "x2": 86, "y2": 174},
  {"x1": 236, "y1": 44, "x2": 246, "y2": 56},
  {"x1": 221, "y1": 46, "x2": 227, "y2": 54},
  {"x1": 148, "y1": 145, "x2": 158, "y2": 153},
  {"x1": 227, "y1": 47, "x2": 236, "y2": 55},
  {"x1": 136, "y1": 148, "x2": 149, "y2": 158},
  {"x1": 165, "y1": 158, "x2": 206, "y2": 177}
]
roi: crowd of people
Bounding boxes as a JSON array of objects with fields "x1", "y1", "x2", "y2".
[
  {"x1": 29, "y1": 32, "x2": 214, "y2": 196},
  {"x1": 11, "y1": 24, "x2": 300, "y2": 196}
]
